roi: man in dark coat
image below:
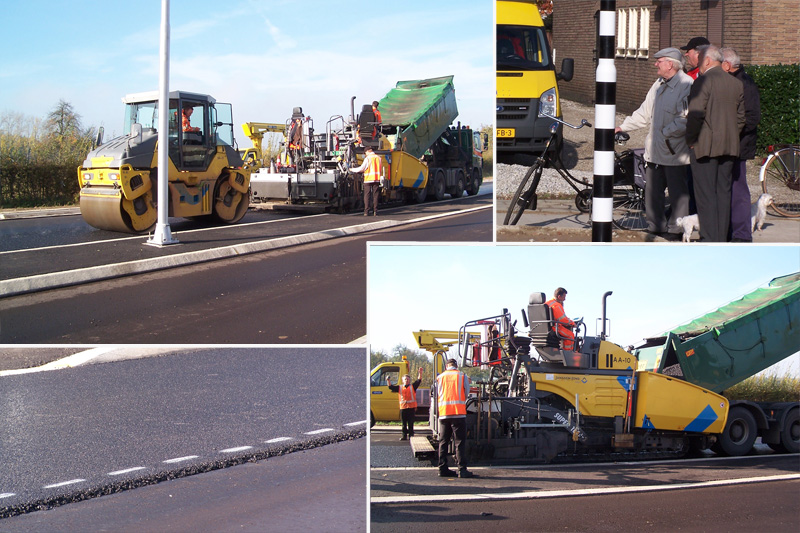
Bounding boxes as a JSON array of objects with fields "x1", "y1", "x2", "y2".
[
  {"x1": 685, "y1": 45, "x2": 745, "y2": 242},
  {"x1": 721, "y1": 47, "x2": 761, "y2": 242}
]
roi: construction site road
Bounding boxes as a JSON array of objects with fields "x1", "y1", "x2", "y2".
[
  {"x1": 0, "y1": 205, "x2": 490, "y2": 344},
  {"x1": 0, "y1": 185, "x2": 492, "y2": 297},
  {"x1": 0, "y1": 348, "x2": 366, "y2": 528},
  {"x1": 370, "y1": 426, "x2": 800, "y2": 532}
]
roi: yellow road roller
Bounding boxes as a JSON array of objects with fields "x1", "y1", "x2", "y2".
[{"x1": 78, "y1": 91, "x2": 250, "y2": 233}]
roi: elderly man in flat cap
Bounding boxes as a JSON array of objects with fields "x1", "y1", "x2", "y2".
[{"x1": 616, "y1": 47, "x2": 693, "y2": 237}]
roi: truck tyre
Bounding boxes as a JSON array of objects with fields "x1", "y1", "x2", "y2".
[
  {"x1": 467, "y1": 168, "x2": 482, "y2": 196},
  {"x1": 432, "y1": 170, "x2": 446, "y2": 201},
  {"x1": 777, "y1": 408, "x2": 799, "y2": 453},
  {"x1": 370, "y1": 411, "x2": 375, "y2": 428},
  {"x1": 450, "y1": 170, "x2": 464, "y2": 198},
  {"x1": 715, "y1": 406, "x2": 757, "y2": 456}
]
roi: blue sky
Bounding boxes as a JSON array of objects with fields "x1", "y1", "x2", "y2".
[
  {"x1": 368, "y1": 244, "x2": 800, "y2": 375},
  {"x1": 1, "y1": 0, "x2": 492, "y2": 141}
]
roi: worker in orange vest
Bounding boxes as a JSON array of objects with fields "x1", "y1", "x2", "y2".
[
  {"x1": 349, "y1": 146, "x2": 382, "y2": 216},
  {"x1": 435, "y1": 359, "x2": 474, "y2": 478},
  {"x1": 545, "y1": 287, "x2": 576, "y2": 351},
  {"x1": 386, "y1": 367, "x2": 424, "y2": 441}
]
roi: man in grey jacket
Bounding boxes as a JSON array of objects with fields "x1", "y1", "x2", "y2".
[
  {"x1": 685, "y1": 45, "x2": 745, "y2": 242},
  {"x1": 617, "y1": 47, "x2": 692, "y2": 236}
]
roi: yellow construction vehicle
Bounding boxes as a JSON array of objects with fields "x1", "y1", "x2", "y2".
[
  {"x1": 78, "y1": 91, "x2": 251, "y2": 233},
  {"x1": 418, "y1": 278, "x2": 800, "y2": 463},
  {"x1": 240, "y1": 121, "x2": 287, "y2": 169}
]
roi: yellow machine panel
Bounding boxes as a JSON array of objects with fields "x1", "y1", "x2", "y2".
[
  {"x1": 531, "y1": 372, "x2": 629, "y2": 418},
  {"x1": 596, "y1": 340, "x2": 638, "y2": 370},
  {"x1": 635, "y1": 372, "x2": 728, "y2": 434},
  {"x1": 388, "y1": 150, "x2": 428, "y2": 189}
]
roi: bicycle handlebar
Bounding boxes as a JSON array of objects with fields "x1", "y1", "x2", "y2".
[{"x1": 540, "y1": 113, "x2": 592, "y2": 129}]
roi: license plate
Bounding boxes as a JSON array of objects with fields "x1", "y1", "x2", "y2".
[{"x1": 497, "y1": 128, "x2": 516, "y2": 138}]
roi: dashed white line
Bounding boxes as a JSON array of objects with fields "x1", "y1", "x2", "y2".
[
  {"x1": 304, "y1": 428, "x2": 334, "y2": 435},
  {"x1": 44, "y1": 479, "x2": 85, "y2": 489},
  {"x1": 0, "y1": 493, "x2": 16, "y2": 499},
  {"x1": 163, "y1": 455, "x2": 199, "y2": 464},
  {"x1": 219, "y1": 446, "x2": 253, "y2": 453},
  {"x1": 108, "y1": 467, "x2": 146, "y2": 476},
  {"x1": 345, "y1": 420, "x2": 368, "y2": 426},
  {"x1": 265, "y1": 437, "x2": 293, "y2": 443}
]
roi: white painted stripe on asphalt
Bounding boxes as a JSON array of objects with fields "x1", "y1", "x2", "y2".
[
  {"x1": 345, "y1": 420, "x2": 368, "y2": 426},
  {"x1": 371, "y1": 473, "x2": 800, "y2": 504},
  {"x1": 264, "y1": 437, "x2": 293, "y2": 443},
  {"x1": 0, "y1": 347, "x2": 116, "y2": 376},
  {"x1": 108, "y1": 467, "x2": 146, "y2": 476},
  {"x1": 0, "y1": 204, "x2": 490, "y2": 297},
  {"x1": 44, "y1": 479, "x2": 85, "y2": 489},
  {"x1": 304, "y1": 428, "x2": 334, "y2": 435},
  {"x1": 0, "y1": 493, "x2": 16, "y2": 498},
  {"x1": 163, "y1": 455, "x2": 199, "y2": 464},
  {"x1": 0, "y1": 213, "x2": 330, "y2": 256},
  {"x1": 220, "y1": 446, "x2": 253, "y2": 453}
]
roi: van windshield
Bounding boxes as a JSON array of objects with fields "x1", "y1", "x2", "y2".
[{"x1": 497, "y1": 25, "x2": 553, "y2": 71}]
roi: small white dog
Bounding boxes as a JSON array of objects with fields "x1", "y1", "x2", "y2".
[
  {"x1": 751, "y1": 193, "x2": 773, "y2": 232},
  {"x1": 676, "y1": 214, "x2": 700, "y2": 242}
]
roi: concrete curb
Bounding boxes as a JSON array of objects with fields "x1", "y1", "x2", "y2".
[{"x1": 0, "y1": 205, "x2": 490, "y2": 297}]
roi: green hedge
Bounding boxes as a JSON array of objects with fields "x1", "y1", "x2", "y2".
[
  {"x1": 747, "y1": 63, "x2": 800, "y2": 155},
  {"x1": 0, "y1": 163, "x2": 79, "y2": 207}
]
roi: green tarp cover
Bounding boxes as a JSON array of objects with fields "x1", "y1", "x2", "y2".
[
  {"x1": 378, "y1": 76, "x2": 455, "y2": 127},
  {"x1": 663, "y1": 273, "x2": 800, "y2": 338}
]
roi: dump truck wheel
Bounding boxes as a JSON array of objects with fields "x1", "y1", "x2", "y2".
[
  {"x1": 370, "y1": 411, "x2": 375, "y2": 428},
  {"x1": 467, "y1": 168, "x2": 482, "y2": 196},
  {"x1": 450, "y1": 170, "x2": 464, "y2": 198},
  {"x1": 432, "y1": 170, "x2": 445, "y2": 201},
  {"x1": 410, "y1": 186, "x2": 427, "y2": 204},
  {"x1": 778, "y1": 408, "x2": 799, "y2": 454},
  {"x1": 716, "y1": 406, "x2": 757, "y2": 456}
]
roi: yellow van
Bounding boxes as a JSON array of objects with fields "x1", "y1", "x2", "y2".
[{"x1": 497, "y1": 0, "x2": 573, "y2": 159}]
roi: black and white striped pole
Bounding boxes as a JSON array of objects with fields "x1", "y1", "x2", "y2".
[{"x1": 592, "y1": 0, "x2": 616, "y2": 242}]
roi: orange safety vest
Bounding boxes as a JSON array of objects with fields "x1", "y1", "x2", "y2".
[
  {"x1": 363, "y1": 153, "x2": 381, "y2": 183},
  {"x1": 399, "y1": 385, "x2": 417, "y2": 410},
  {"x1": 546, "y1": 298, "x2": 575, "y2": 349},
  {"x1": 436, "y1": 369, "x2": 467, "y2": 418}
]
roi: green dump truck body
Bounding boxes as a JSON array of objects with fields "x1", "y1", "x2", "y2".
[
  {"x1": 635, "y1": 273, "x2": 800, "y2": 393},
  {"x1": 378, "y1": 76, "x2": 459, "y2": 160}
]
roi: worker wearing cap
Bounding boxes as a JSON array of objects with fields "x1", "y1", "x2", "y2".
[
  {"x1": 349, "y1": 146, "x2": 382, "y2": 216},
  {"x1": 616, "y1": 47, "x2": 692, "y2": 236},
  {"x1": 386, "y1": 367, "x2": 424, "y2": 441},
  {"x1": 435, "y1": 359, "x2": 473, "y2": 478},
  {"x1": 546, "y1": 287, "x2": 576, "y2": 351},
  {"x1": 680, "y1": 36, "x2": 710, "y2": 80}
]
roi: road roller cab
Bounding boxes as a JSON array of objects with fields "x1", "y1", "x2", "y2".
[{"x1": 78, "y1": 91, "x2": 250, "y2": 233}]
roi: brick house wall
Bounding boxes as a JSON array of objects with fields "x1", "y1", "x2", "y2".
[{"x1": 551, "y1": 0, "x2": 800, "y2": 114}]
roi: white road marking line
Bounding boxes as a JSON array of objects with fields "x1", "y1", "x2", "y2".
[
  {"x1": 0, "y1": 347, "x2": 116, "y2": 376},
  {"x1": 0, "y1": 493, "x2": 15, "y2": 498},
  {"x1": 108, "y1": 467, "x2": 146, "y2": 476},
  {"x1": 219, "y1": 446, "x2": 253, "y2": 453},
  {"x1": 371, "y1": 473, "x2": 800, "y2": 504},
  {"x1": 264, "y1": 437, "x2": 293, "y2": 443},
  {"x1": 44, "y1": 479, "x2": 85, "y2": 489},
  {"x1": 304, "y1": 428, "x2": 334, "y2": 435},
  {"x1": 163, "y1": 455, "x2": 199, "y2": 464},
  {"x1": 345, "y1": 420, "x2": 367, "y2": 426}
]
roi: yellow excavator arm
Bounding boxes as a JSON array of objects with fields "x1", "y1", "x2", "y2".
[{"x1": 241, "y1": 122, "x2": 287, "y2": 167}]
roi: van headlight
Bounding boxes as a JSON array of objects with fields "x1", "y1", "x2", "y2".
[{"x1": 538, "y1": 88, "x2": 558, "y2": 117}]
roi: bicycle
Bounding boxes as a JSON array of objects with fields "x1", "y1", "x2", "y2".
[
  {"x1": 759, "y1": 144, "x2": 799, "y2": 218},
  {"x1": 503, "y1": 115, "x2": 648, "y2": 230}
]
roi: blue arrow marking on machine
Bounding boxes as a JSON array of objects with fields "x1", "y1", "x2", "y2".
[
  {"x1": 684, "y1": 404, "x2": 719, "y2": 433},
  {"x1": 412, "y1": 172, "x2": 424, "y2": 188},
  {"x1": 642, "y1": 415, "x2": 655, "y2": 430}
]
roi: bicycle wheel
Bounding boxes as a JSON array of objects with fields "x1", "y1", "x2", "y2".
[
  {"x1": 762, "y1": 146, "x2": 800, "y2": 217},
  {"x1": 611, "y1": 184, "x2": 648, "y2": 231},
  {"x1": 504, "y1": 163, "x2": 542, "y2": 225}
]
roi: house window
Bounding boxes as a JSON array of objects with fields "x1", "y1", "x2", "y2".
[{"x1": 616, "y1": 7, "x2": 650, "y2": 59}]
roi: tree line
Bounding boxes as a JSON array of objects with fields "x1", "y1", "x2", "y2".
[{"x1": 0, "y1": 100, "x2": 96, "y2": 207}]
